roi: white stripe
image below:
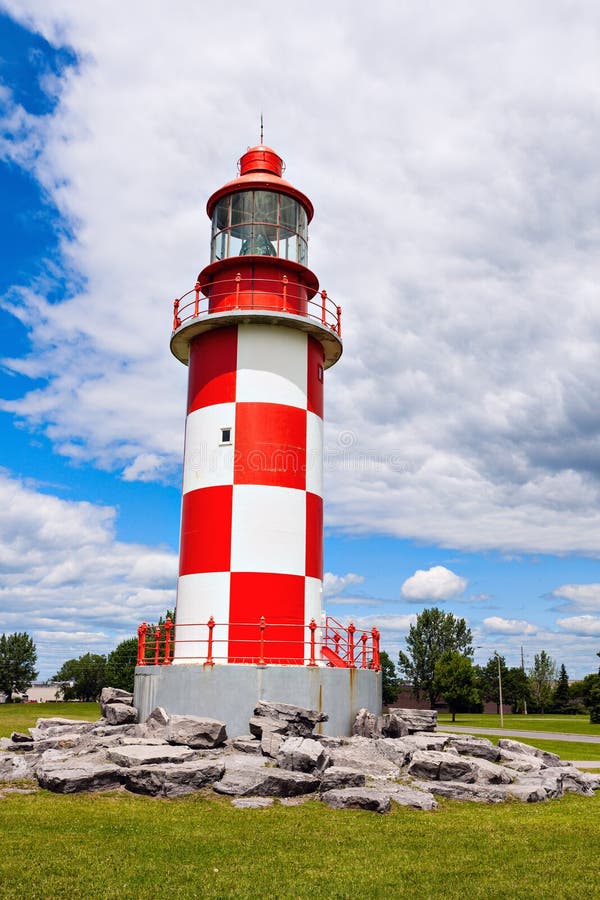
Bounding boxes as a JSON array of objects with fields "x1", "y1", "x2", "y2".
[
  {"x1": 236, "y1": 324, "x2": 308, "y2": 409},
  {"x1": 182, "y1": 403, "x2": 235, "y2": 493},
  {"x1": 173, "y1": 572, "x2": 230, "y2": 664},
  {"x1": 230, "y1": 484, "x2": 306, "y2": 575},
  {"x1": 306, "y1": 411, "x2": 323, "y2": 496}
]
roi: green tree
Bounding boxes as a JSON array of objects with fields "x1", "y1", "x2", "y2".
[
  {"x1": 397, "y1": 607, "x2": 473, "y2": 708},
  {"x1": 587, "y1": 652, "x2": 600, "y2": 724},
  {"x1": 529, "y1": 650, "x2": 557, "y2": 714},
  {"x1": 434, "y1": 651, "x2": 479, "y2": 722},
  {"x1": 0, "y1": 632, "x2": 38, "y2": 703},
  {"x1": 105, "y1": 638, "x2": 138, "y2": 693},
  {"x1": 552, "y1": 663, "x2": 570, "y2": 713},
  {"x1": 54, "y1": 653, "x2": 107, "y2": 701},
  {"x1": 380, "y1": 650, "x2": 399, "y2": 706},
  {"x1": 504, "y1": 666, "x2": 531, "y2": 714},
  {"x1": 476, "y1": 655, "x2": 509, "y2": 713}
]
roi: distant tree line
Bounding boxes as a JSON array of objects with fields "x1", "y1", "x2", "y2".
[{"x1": 381, "y1": 607, "x2": 600, "y2": 724}]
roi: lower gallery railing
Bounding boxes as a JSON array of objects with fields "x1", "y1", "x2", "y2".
[{"x1": 136, "y1": 616, "x2": 380, "y2": 671}]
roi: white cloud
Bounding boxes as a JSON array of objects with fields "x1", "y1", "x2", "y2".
[
  {"x1": 552, "y1": 584, "x2": 600, "y2": 613},
  {"x1": 0, "y1": 470, "x2": 177, "y2": 676},
  {"x1": 483, "y1": 617, "x2": 539, "y2": 635},
  {"x1": 323, "y1": 572, "x2": 364, "y2": 598},
  {"x1": 2, "y1": 1, "x2": 600, "y2": 557},
  {"x1": 401, "y1": 566, "x2": 467, "y2": 601},
  {"x1": 556, "y1": 615, "x2": 600, "y2": 636}
]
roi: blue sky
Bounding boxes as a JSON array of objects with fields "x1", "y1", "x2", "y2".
[{"x1": 1, "y1": 2, "x2": 600, "y2": 680}]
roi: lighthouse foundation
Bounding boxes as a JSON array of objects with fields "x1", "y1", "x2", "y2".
[{"x1": 134, "y1": 663, "x2": 381, "y2": 737}]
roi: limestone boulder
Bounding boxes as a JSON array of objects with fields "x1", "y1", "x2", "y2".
[
  {"x1": 232, "y1": 735, "x2": 262, "y2": 754},
  {"x1": 166, "y1": 715, "x2": 227, "y2": 749},
  {"x1": 100, "y1": 687, "x2": 134, "y2": 717},
  {"x1": 395, "y1": 733, "x2": 450, "y2": 754},
  {"x1": 353, "y1": 709, "x2": 383, "y2": 739},
  {"x1": 328, "y1": 737, "x2": 401, "y2": 779},
  {"x1": 498, "y1": 739, "x2": 561, "y2": 768},
  {"x1": 277, "y1": 737, "x2": 328, "y2": 773},
  {"x1": 104, "y1": 704, "x2": 138, "y2": 726},
  {"x1": 36, "y1": 755, "x2": 123, "y2": 793},
  {"x1": 407, "y1": 749, "x2": 478, "y2": 783},
  {"x1": 319, "y1": 766, "x2": 366, "y2": 792},
  {"x1": 381, "y1": 713, "x2": 410, "y2": 739},
  {"x1": 375, "y1": 737, "x2": 412, "y2": 768},
  {"x1": 106, "y1": 744, "x2": 197, "y2": 768},
  {"x1": 123, "y1": 759, "x2": 225, "y2": 797},
  {"x1": 0, "y1": 751, "x2": 37, "y2": 782},
  {"x1": 232, "y1": 797, "x2": 274, "y2": 809},
  {"x1": 320, "y1": 787, "x2": 392, "y2": 814},
  {"x1": 412, "y1": 779, "x2": 512, "y2": 804},
  {"x1": 446, "y1": 736, "x2": 500, "y2": 762},
  {"x1": 214, "y1": 757, "x2": 319, "y2": 797},
  {"x1": 387, "y1": 708, "x2": 437, "y2": 732},
  {"x1": 387, "y1": 784, "x2": 438, "y2": 810},
  {"x1": 253, "y1": 701, "x2": 327, "y2": 737},
  {"x1": 146, "y1": 707, "x2": 169, "y2": 730},
  {"x1": 10, "y1": 732, "x2": 33, "y2": 744}
]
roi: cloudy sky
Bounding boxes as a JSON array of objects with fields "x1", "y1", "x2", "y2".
[{"x1": 1, "y1": 1, "x2": 600, "y2": 679}]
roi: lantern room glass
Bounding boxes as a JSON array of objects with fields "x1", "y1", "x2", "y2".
[{"x1": 211, "y1": 190, "x2": 308, "y2": 265}]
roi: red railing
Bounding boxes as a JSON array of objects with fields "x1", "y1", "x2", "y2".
[
  {"x1": 136, "y1": 616, "x2": 380, "y2": 670},
  {"x1": 172, "y1": 275, "x2": 342, "y2": 338}
]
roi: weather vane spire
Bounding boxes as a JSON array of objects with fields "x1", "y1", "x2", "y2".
[{"x1": 260, "y1": 112, "x2": 264, "y2": 145}]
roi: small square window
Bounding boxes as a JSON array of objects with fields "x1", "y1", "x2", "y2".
[{"x1": 220, "y1": 427, "x2": 232, "y2": 445}]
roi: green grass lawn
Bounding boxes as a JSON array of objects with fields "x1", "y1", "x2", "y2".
[
  {"x1": 0, "y1": 790, "x2": 598, "y2": 899},
  {"x1": 437, "y1": 712, "x2": 600, "y2": 735},
  {"x1": 0, "y1": 702, "x2": 100, "y2": 738},
  {"x1": 1, "y1": 705, "x2": 600, "y2": 897}
]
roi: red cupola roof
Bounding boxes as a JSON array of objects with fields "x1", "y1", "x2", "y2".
[{"x1": 206, "y1": 144, "x2": 314, "y2": 222}]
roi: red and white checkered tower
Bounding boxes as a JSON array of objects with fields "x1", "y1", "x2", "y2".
[{"x1": 170, "y1": 142, "x2": 342, "y2": 665}]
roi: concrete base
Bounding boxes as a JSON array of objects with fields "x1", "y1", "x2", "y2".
[{"x1": 134, "y1": 664, "x2": 381, "y2": 737}]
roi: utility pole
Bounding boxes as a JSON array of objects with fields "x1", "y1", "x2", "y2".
[
  {"x1": 521, "y1": 645, "x2": 528, "y2": 715},
  {"x1": 495, "y1": 651, "x2": 504, "y2": 728}
]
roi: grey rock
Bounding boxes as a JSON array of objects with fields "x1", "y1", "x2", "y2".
[
  {"x1": 146, "y1": 706, "x2": 169, "y2": 730},
  {"x1": 329, "y1": 737, "x2": 401, "y2": 779},
  {"x1": 0, "y1": 738, "x2": 34, "y2": 753},
  {"x1": 542, "y1": 766, "x2": 595, "y2": 797},
  {"x1": 505, "y1": 783, "x2": 548, "y2": 803},
  {"x1": 36, "y1": 756, "x2": 123, "y2": 793},
  {"x1": 106, "y1": 745, "x2": 197, "y2": 768},
  {"x1": 498, "y1": 750, "x2": 543, "y2": 773},
  {"x1": 105, "y1": 704, "x2": 138, "y2": 726},
  {"x1": 0, "y1": 751, "x2": 37, "y2": 782},
  {"x1": 90, "y1": 723, "x2": 138, "y2": 737},
  {"x1": 248, "y1": 716, "x2": 289, "y2": 740},
  {"x1": 214, "y1": 763, "x2": 319, "y2": 798},
  {"x1": 381, "y1": 713, "x2": 409, "y2": 739},
  {"x1": 412, "y1": 779, "x2": 510, "y2": 804},
  {"x1": 408, "y1": 749, "x2": 477, "y2": 783},
  {"x1": 498, "y1": 739, "x2": 561, "y2": 768},
  {"x1": 388, "y1": 708, "x2": 437, "y2": 732},
  {"x1": 277, "y1": 737, "x2": 328, "y2": 773},
  {"x1": 116, "y1": 737, "x2": 168, "y2": 747},
  {"x1": 469, "y1": 757, "x2": 514, "y2": 785},
  {"x1": 375, "y1": 738, "x2": 411, "y2": 768},
  {"x1": 387, "y1": 784, "x2": 438, "y2": 810},
  {"x1": 517, "y1": 772, "x2": 563, "y2": 800},
  {"x1": 260, "y1": 731, "x2": 285, "y2": 759},
  {"x1": 166, "y1": 715, "x2": 227, "y2": 749},
  {"x1": 33, "y1": 717, "x2": 96, "y2": 733},
  {"x1": 253, "y1": 700, "x2": 327, "y2": 737},
  {"x1": 319, "y1": 766, "x2": 366, "y2": 792},
  {"x1": 231, "y1": 797, "x2": 274, "y2": 808},
  {"x1": 320, "y1": 787, "x2": 392, "y2": 814},
  {"x1": 232, "y1": 735, "x2": 262, "y2": 754},
  {"x1": 10, "y1": 732, "x2": 33, "y2": 743},
  {"x1": 352, "y1": 708, "x2": 383, "y2": 738},
  {"x1": 395, "y1": 733, "x2": 450, "y2": 754},
  {"x1": 446, "y1": 736, "x2": 500, "y2": 762},
  {"x1": 100, "y1": 687, "x2": 134, "y2": 716},
  {"x1": 123, "y1": 759, "x2": 225, "y2": 797}
]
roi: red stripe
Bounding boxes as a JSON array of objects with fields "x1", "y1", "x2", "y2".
[
  {"x1": 229, "y1": 572, "x2": 305, "y2": 663},
  {"x1": 305, "y1": 492, "x2": 323, "y2": 579},
  {"x1": 187, "y1": 326, "x2": 237, "y2": 413},
  {"x1": 179, "y1": 485, "x2": 232, "y2": 574},
  {"x1": 234, "y1": 402, "x2": 306, "y2": 489},
  {"x1": 307, "y1": 336, "x2": 324, "y2": 418}
]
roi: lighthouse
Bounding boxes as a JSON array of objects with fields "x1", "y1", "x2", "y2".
[{"x1": 134, "y1": 140, "x2": 381, "y2": 735}]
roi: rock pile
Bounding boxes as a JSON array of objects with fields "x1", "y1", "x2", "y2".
[{"x1": 1, "y1": 696, "x2": 598, "y2": 813}]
